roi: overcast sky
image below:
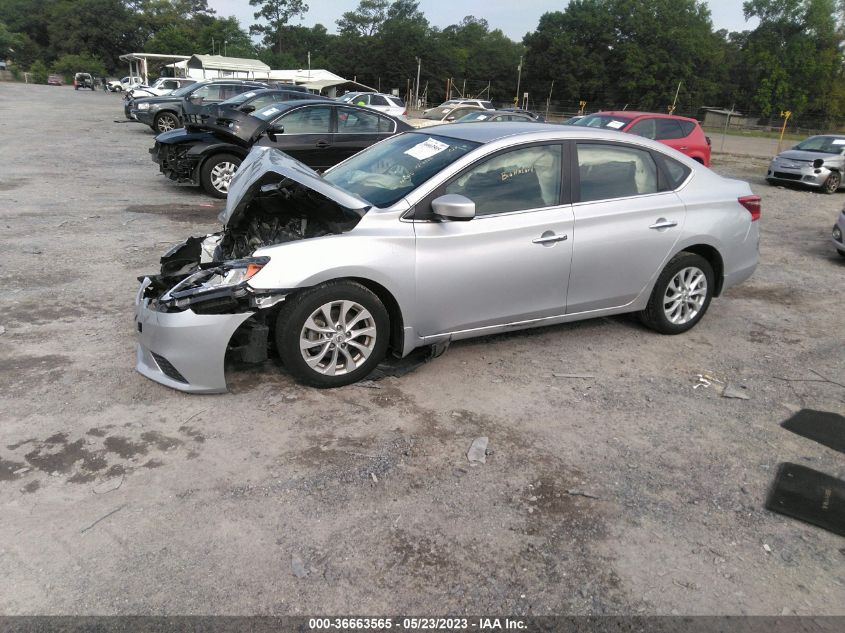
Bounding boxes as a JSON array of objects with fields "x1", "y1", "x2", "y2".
[{"x1": 207, "y1": 0, "x2": 758, "y2": 41}]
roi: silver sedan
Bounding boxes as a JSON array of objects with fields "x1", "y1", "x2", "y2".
[
  {"x1": 767, "y1": 135, "x2": 845, "y2": 193},
  {"x1": 135, "y1": 124, "x2": 760, "y2": 391}
]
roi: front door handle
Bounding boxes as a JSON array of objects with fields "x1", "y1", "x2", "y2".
[
  {"x1": 315, "y1": 141, "x2": 330, "y2": 148},
  {"x1": 649, "y1": 219, "x2": 678, "y2": 230},
  {"x1": 532, "y1": 233, "x2": 568, "y2": 245}
]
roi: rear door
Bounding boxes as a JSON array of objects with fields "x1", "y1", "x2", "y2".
[
  {"x1": 566, "y1": 141, "x2": 686, "y2": 314},
  {"x1": 332, "y1": 106, "x2": 397, "y2": 162}
]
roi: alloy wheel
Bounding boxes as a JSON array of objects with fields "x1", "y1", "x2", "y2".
[
  {"x1": 209, "y1": 161, "x2": 238, "y2": 194},
  {"x1": 662, "y1": 266, "x2": 707, "y2": 325},
  {"x1": 298, "y1": 300, "x2": 377, "y2": 376},
  {"x1": 156, "y1": 113, "x2": 179, "y2": 132}
]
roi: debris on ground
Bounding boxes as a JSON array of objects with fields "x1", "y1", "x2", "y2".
[
  {"x1": 370, "y1": 472, "x2": 378, "y2": 484},
  {"x1": 693, "y1": 373, "x2": 723, "y2": 389},
  {"x1": 0, "y1": 325, "x2": 5, "y2": 336},
  {"x1": 355, "y1": 380, "x2": 382, "y2": 389},
  {"x1": 467, "y1": 437, "x2": 489, "y2": 464},
  {"x1": 763, "y1": 543, "x2": 772, "y2": 553},
  {"x1": 291, "y1": 554, "x2": 309, "y2": 578},
  {"x1": 722, "y1": 383, "x2": 751, "y2": 400},
  {"x1": 566, "y1": 489, "x2": 600, "y2": 499},
  {"x1": 553, "y1": 373, "x2": 596, "y2": 379}
]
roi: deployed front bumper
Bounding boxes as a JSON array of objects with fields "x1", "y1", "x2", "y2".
[{"x1": 134, "y1": 293, "x2": 253, "y2": 394}]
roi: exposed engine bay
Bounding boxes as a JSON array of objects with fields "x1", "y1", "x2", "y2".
[{"x1": 139, "y1": 170, "x2": 365, "y2": 315}]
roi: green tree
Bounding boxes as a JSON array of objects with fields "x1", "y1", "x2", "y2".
[
  {"x1": 28, "y1": 58, "x2": 48, "y2": 83},
  {"x1": 337, "y1": 0, "x2": 388, "y2": 36},
  {"x1": 52, "y1": 53, "x2": 107, "y2": 81},
  {"x1": 0, "y1": 20, "x2": 25, "y2": 59},
  {"x1": 249, "y1": 0, "x2": 308, "y2": 54}
]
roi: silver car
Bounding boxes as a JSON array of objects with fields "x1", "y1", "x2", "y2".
[
  {"x1": 767, "y1": 135, "x2": 845, "y2": 193},
  {"x1": 135, "y1": 124, "x2": 760, "y2": 392},
  {"x1": 833, "y1": 209, "x2": 845, "y2": 257}
]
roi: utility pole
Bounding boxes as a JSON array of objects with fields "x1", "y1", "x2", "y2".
[
  {"x1": 720, "y1": 103, "x2": 734, "y2": 153},
  {"x1": 545, "y1": 80, "x2": 554, "y2": 120},
  {"x1": 414, "y1": 57, "x2": 421, "y2": 109},
  {"x1": 515, "y1": 55, "x2": 523, "y2": 106},
  {"x1": 307, "y1": 51, "x2": 311, "y2": 79},
  {"x1": 669, "y1": 80, "x2": 682, "y2": 114}
]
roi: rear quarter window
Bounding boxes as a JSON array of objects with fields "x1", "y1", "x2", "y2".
[
  {"x1": 678, "y1": 120, "x2": 697, "y2": 136},
  {"x1": 655, "y1": 153, "x2": 692, "y2": 190}
]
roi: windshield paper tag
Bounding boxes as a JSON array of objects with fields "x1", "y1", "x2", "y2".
[
  {"x1": 243, "y1": 92, "x2": 256, "y2": 99},
  {"x1": 404, "y1": 138, "x2": 450, "y2": 160},
  {"x1": 262, "y1": 106, "x2": 280, "y2": 116},
  {"x1": 477, "y1": 115, "x2": 488, "y2": 120},
  {"x1": 833, "y1": 139, "x2": 845, "y2": 145},
  {"x1": 606, "y1": 120, "x2": 625, "y2": 129}
]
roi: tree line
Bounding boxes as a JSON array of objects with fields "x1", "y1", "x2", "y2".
[{"x1": 1, "y1": 0, "x2": 842, "y2": 121}]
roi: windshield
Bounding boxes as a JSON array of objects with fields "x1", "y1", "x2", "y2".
[
  {"x1": 323, "y1": 132, "x2": 480, "y2": 207},
  {"x1": 338, "y1": 93, "x2": 362, "y2": 103},
  {"x1": 793, "y1": 136, "x2": 845, "y2": 154},
  {"x1": 573, "y1": 114, "x2": 633, "y2": 130},
  {"x1": 457, "y1": 111, "x2": 492, "y2": 122}
]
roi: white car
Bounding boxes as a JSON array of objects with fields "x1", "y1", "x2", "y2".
[
  {"x1": 108, "y1": 76, "x2": 145, "y2": 92},
  {"x1": 127, "y1": 77, "x2": 196, "y2": 99},
  {"x1": 423, "y1": 99, "x2": 494, "y2": 116},
  {"x1": 338, "y1": 92, "x2": 406, "y2": 117}
]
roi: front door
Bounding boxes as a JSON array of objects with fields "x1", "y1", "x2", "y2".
[{"x1": 413, "y1": 143, "x2": 573, "y2": 336}]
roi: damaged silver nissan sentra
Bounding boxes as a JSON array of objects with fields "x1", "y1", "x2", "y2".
[{"x1": 135, "y1": 123, "x2": 760, "y2": 392}]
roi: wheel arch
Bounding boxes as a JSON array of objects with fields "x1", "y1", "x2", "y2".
[
  {"x1": 675, "y1": 243, "x2": 725, "y2": 296},
  {"x1": 344, "y1": 276, "x2": 406, "y2": 356}
]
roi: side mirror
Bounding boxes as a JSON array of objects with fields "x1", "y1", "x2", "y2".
[
  {"x1": 240, "y1": 104, "x2": 256, "y2": 114},
  {"x1": 189, "y1": 94, "x2": 203, "y2": 103},
  {"x1": 431, "y1": 194, "x2": 475, "y2": 221},
  {"x1": 266, "y1": 124, "x2": 284, "y2": 142}
]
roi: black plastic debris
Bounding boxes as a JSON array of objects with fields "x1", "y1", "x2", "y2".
[
  {"x1": 781, "y1": 409, "x2": 845, "y2": 455},
  {"x1": 765, "y1": 462, "x2": 844, "y2": 536},
  {"x1": 367, "y1": 345, "x2": 437, "y2": 380}
]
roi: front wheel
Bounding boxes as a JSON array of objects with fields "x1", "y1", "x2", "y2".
[
  {"x1": 822, "y1": 171, "x2": 841, "y2": 194},
  {"x1": 154, "y1": 111, "x2": 181, "y2": 133},
  {"x1": 275, "y1": 281, "x2": 390, "y2": 388},
  {"x1": 200, "y1": 153, "x2": 242, "y2": 198},
  {"x1": 639, "y1": 252, "x2": 714, "y2": 334}
]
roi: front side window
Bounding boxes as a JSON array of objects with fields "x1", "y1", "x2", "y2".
[
  {"x1": 577, "y1": 143, "x2": 658, "y2": 202},
  {"x1": 445, "y1": 145, "x2": 562, "y2": 216},
  {"x1": 628, "y1": 118, "x2": 657, "y2": 139},
  {"x1": 275, "y1": 106, "x2": 332, "y2": 133}
]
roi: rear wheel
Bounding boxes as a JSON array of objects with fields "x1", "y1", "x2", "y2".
[
  {"x1": 200, "y1": 153, "x2": 242, "y2": 198},
  {"x1": 275, "y1": 281, "x2": 390, "y2": 388},
  {"x1": 822, "y1": 171, "x2": 841, "y2": 194},
  {"x1": 639, "y1": 252, "x2": 714, "y2": 334},
  {"x1": 154, "y1": 111, "x2": 180, "y2": 133}
]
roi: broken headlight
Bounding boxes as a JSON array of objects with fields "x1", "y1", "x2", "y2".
[{"x1": 160, "y1": 257, "x2": 269, "y2": 310}]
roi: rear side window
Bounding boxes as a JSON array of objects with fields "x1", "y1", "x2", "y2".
[
  {"x1": 370, "y1": 95, "x2": 389, "y2": 106},
  {"x1": 388, "y1": 96, "x2": 405, "y2": 107},
  {"x1": 655, "y1": 153, "x2": 692, "y2": 190},
  {"x1": 338, "y1": 106, "x2": 383, "y2": 133},
  {"x1": 277, "y1": 106, "x2": 332, "y2": 133},
  {"x1": 678, "y1": 120, "x2": 696, "y2": 136},
  {"x1": 655, "y1": 119, "x2": 685, "y2": 140},
  {"x1": 576, "y1": 143, "x2": 658, "y2": 202}
]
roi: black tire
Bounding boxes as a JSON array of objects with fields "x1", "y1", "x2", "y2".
[
  {"x1": 822, "y1": 171, "x2": 841, "y2": 194},
  {"x1": 639, "y1": 251, "x2": 715, "y2": 335},
  {"x1": 154, "y1": 111, "x2": 181, "y2": 133},
  {"x1": 275, "y1": 281, "x2": 390, "y2": 388},
  {"x1": 199, "y1": 153, "x2": 242, "y2": 198}
]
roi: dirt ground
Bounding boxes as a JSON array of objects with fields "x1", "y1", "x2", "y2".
[{"x1": 0, "y1": 82, "x2": 843, "y2": 616}]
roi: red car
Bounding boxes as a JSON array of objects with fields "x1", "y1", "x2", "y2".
[{"x1": 573, "y1": 111, "x2": 711, "y2": 166}]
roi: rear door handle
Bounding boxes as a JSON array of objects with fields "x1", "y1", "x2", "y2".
[
  {"x1": 649, "y1": 219, "x2": 678, "y2": 230},
  {"x1": 316, "y1": 141, "x2": 330, "y2": 148},
  {"x1": 532, "y1": 233, "x2": 568, "y2": 245}
]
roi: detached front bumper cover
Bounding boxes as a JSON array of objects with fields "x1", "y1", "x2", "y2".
[{"x1": 134, "y1": 257, "x2": 287, "y2": 393}]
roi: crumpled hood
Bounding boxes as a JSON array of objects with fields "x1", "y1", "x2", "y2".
[
  {"x1": 775, "y1": 149, "x2": 844, "y2": 164},
  {"x1": 155, "y1": 128, "x2": 216, "y2": 145},
  {"x1": 191, "y1": 108, "x2": 266, "y2": 145},
  {"x1": 220, "y1": 147, "x2": 371, "y2": 227}
]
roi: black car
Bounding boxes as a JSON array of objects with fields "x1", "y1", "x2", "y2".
[
  {"x1": 151, "y1": 100, "x2": 414, "y2": 198},
  {"x1": 497, "y1": 107, "x2": 546, "y2": 122},
  {"x1": 186, "y1": 88, "x2": 333, "y2": 126},
  {"x1": 127, "y1": 79, "x2": 269, "y2": 133},
  {"x1": 454, "y1": 109, "x2": 540, "y2": 123}
]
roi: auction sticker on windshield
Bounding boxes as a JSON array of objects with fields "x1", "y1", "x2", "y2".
[
  {"x1": 606, "y1": 120, "x2": 626, "y2": 129},
  {"x1": 404, "y1": 138, "x2": 450, "y2": 160},
  {"x1": 833, "y1": 139, "x2": 845, "y2": 145}
]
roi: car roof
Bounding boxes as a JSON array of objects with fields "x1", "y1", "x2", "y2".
[
  {"x1": 416, "y1": 121, "x2": 669, "y2": 145},
  {"x1": 593, "y1": 111, "x2": 699, "y2": 123}
]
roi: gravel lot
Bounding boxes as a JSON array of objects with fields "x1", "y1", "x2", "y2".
[{"x1": 1, "y1": 82, "x2": 843, "y2": 616}]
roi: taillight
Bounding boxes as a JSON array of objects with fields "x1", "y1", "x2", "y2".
[
  {"x1": 738, "y1": 195, "x2": 761, "y2": 221},
  {"x1": 403, "y1": 109, "x2": 408, "y2": 116}
]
